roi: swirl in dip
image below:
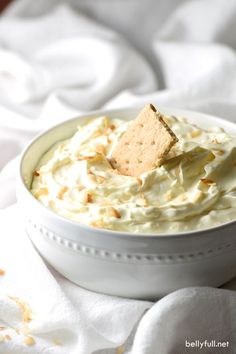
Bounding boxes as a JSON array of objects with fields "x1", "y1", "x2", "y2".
[{"x1": 31, "y1": 115, "x2": 236, "y2": 233}]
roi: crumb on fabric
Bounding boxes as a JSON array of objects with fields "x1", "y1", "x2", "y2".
[
  {"x1": 200, "y1": 178, "x2": 216, "y2": 185},
  {"x1": 4, "y1": 334, "x2": 11, "y2": 341},
  {"x1": 116, "y1": 345, "x2": 125, "y2": 354},
  {"x1": 8, "y1": 296, "x2": 33, "y2": 323},
  {"x1": 24, "y1": 336, "x2": 35, "y2": 346}
]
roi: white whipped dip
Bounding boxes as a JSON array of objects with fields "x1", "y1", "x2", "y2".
[{"x1": 31, "y1": 115, "x2": 236, "y2": 233}]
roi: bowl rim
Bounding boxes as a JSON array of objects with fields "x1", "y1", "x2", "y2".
[{"x1": 18, "y1": 104, "x2": 236, "y2": 240}]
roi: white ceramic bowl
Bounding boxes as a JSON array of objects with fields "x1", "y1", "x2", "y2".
[{"x1": 17, "y1": 106, "x2": 236, "y2": 300}]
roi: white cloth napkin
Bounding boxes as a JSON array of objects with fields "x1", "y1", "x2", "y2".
[
  {"x1": 0, "y1": 206, "x2": 151, "y2": 354},
  {"x1": 1, "y1": 0, "x2": 236, "y2": 353}
]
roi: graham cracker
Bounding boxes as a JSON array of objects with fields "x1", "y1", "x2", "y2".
[{"x1": 110, "y1": 104, "x2": 178, "y2": 176}]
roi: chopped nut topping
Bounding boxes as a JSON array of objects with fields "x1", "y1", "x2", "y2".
[
  {"x1": 200, "y1": 178, "x2": 216, "y2": 185},
  {"x1": 77, "y1": 154, "x2": 103, "y2": 162},
  {"x1": 0, "y1": 269, "x2": 5, "y2": 276},
  {"x1": 109, "y1": 207, "x2": 121, "y2": 219},
  {"x1": 88, "y1": 168, "x2": 95, "y2": 175},
  {"x1": 96, "y1": 175, "x2": 106, "y2": 183},
  {"x1": 77, "y1": 155, "x2": 93, "y2": 161},
  {"x1": 104, "y1": 124, "x2": 116, "y2": 135},
  {"x1": 9, "y1": 296, "x2": 33, "y2": 323},
  {"x1": 112, "y1": 168, "x2": 122, "y2": 175},
  {"x1": 87, "y1": 193, "x2": 93, "y2": 203},
  {"x1": 33, "y1": 170, "x2": 40, "y2": 177},
  {"x1": 116, "y1": 346, "x2": 125, "y2": 354},
  {"x1": 90, "y1": 219, "x2": 104, "y2": 228},
  {"x1": 88, "y1": 168, "x2": 105, "y2": 183},
  {"x1": 24, "y1": 336, "x2": 35, "y2": 346},
  {"x1": 77, "y1": 185, "x2": 86, "y2": 191},
  {"x1": 4, "y1": 334, "x2": 11, "y2": 341},
  {"x1": 106, "y1": 136, "x2": 112, "y2": 144},
  {"x1": 89, "y1": 176, "x2": 97, "y2": 184},
  {"x1": 92, "y1": 129, "x2": 103, "y2": 138},
  {"x1": 211, "y1": 138, "x2": 220, "y2": 144},
  {"x1": 213, "y1": 149, "x2": 224, "y2": 156},
  {"x1": 77, "y1": 155, "x2": 91, "y2": 161},
  {"x1": 189, "y1": 130, "x2": 201, "y2": 138},
  {"x1": 136, "y1": 177, "x2": 143, "y2": 186},
  {"x1": 57, "y1": 186, "x2": 69, "y2": 200},
  {"x1": 34, "y1": 188, "x2": 48, "y2": 198},
  {"x1": 95, "y1": 144, "x2": 106, "y2": 154}
]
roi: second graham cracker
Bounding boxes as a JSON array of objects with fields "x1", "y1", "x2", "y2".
[{"x1": 110, "y1": 104, "x2": 178, "y2": 176}]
